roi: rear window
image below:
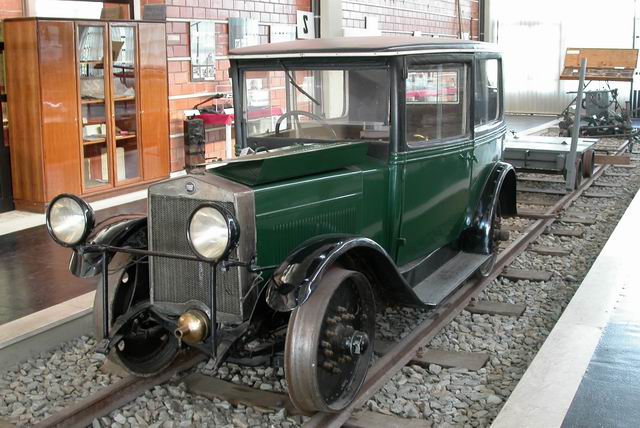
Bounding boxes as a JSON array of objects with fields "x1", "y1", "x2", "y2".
[
  {"x1": 474, "y1": 59, "x2": 501, "y2": 127},
  {"x1": 406, "y1": 63, "x2": 470, "y2": 146}
]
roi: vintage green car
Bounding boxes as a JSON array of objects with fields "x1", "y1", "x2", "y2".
[{"x1": 45, "y1": 36, "x2": 515, "y2": 413}]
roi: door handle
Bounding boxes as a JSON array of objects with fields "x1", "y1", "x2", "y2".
[{"x1": 459, "y1": 153, "x2": 477, "y2": 163}]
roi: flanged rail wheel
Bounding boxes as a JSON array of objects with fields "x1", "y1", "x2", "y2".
[
  {"x1": 285, "y1": 267, "x2": 376, "y2": 413},
  {"x1": 94, "y1": 253, "x2": 179, "y2": 376},
  {"x1": 477, "y1": 202, "x2": 503, "y2": 277}
]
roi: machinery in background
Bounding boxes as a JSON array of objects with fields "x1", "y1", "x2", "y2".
[
  {"x1": 558, "y1": 48, "x2": 639, "y2": 149},
  {"x1": 559, "y1": 87, "x2": 638, "y2": 143}
]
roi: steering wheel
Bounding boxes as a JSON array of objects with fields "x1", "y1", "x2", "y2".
[{"x1": 274, "y1": 110, "x2": 337, "y2": 139}]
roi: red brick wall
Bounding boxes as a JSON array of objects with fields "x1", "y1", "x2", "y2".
[
  {"x1": 0, "y1": 0, "x2": 22, "y2": 19},
  {"x1": 342, "y1": 0, "x2": 479, "y2": 39}
]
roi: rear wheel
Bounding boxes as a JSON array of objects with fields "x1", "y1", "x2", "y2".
[
  {"x1": 477, "y1": 202, "x2": 502, "y2": 277},
  {"x1": 94, "y1": 253, "x2": 179, "y2": 376},
  {"x1": 285, "y1": 268, "x2": 376, "y2": 413}
]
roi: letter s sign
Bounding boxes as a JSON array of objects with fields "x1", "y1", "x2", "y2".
[{"x1": 296, "y1": 11, "x2": 315, "y2": 40}]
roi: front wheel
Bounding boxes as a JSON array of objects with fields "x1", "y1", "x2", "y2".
[
  {"x1": 285, "y1": 268, "x2": 376, "y2": 413},
  {"x1": 94, "y1": 253, "x2": 179, "y2": 376}
]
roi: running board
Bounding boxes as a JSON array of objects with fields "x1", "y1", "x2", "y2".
[{"x1": 413, "y1": 252, "x2": 490, "y2": 306}]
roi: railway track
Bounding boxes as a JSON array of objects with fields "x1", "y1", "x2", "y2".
[
  {"x1": 305, "y1": 138, "x2": 632, "y2": 427},
  {"x1": 17, "y1": 137, "x2": 632, "y2": 428}
]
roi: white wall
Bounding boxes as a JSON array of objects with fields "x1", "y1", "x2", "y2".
[{"x1": 488, "y1": 0, "x2": 636, "y2": 114}]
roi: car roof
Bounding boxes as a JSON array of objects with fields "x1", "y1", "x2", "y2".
[{"x1": 229, "y1": 36, "x2": 498, "y2": 59}]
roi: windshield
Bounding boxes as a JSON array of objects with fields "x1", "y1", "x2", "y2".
[{"x1": 242, "y1": 66, "x2": 390, "y2": 152}]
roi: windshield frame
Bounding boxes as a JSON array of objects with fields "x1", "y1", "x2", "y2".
[{"x1": 230, "y1": 57, "x2": 400, "y2": 157}]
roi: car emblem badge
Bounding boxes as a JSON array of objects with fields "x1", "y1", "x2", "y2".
[{"x1": 185, "y1": 181, "x2": 196, "y2": 194}]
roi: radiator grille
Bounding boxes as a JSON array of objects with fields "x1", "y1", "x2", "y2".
[{"x1": 149, "y1": 194, "x2": 241, "y2": 316}]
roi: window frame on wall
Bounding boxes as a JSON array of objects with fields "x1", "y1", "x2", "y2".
[
  {"x1": 473, "y1": 55, "x2": 504, "y2": 133},
  {"x1": 190, "y1": 20, "x2": 216, "y2": 82},
  {"x1": 403, "y1": 55, "x2": 473, "y2": 150}
]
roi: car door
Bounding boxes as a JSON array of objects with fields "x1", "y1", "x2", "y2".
[
  {"x1": 469, "y1": 56, "x2": 506, "y2": 211},
  {"x1": 395, "y1": 57, "x2": 473, "y2": 266}
]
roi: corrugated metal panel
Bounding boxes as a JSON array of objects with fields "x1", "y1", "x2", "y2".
[
  {"x1": 490, "y1": 0, "x2": 636, "y2": 115},
  {"x1": 498, "y1": 20, "x2": 569, "y2": 114}
]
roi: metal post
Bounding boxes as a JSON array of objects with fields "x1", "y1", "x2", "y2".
[
  {"x1": 225, "y1": 123, "x2": 233, "y2": 159},
  {"x1": 209, "y1": 263, "x2": 217, "y2": 358},
  {"x1": 566, "y1": 58, "x2": 587, "y2": 190},
  {"x1": 101, "y1": 252, "x2": 110, "y2": 339}
]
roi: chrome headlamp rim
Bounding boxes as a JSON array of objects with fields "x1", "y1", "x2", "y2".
[
  {"x1": 186, "y1": 202, "x2": 240, "y2": 262},
  {"x1": 45, "y1": 194, "x2": 95, "y2": 248}
]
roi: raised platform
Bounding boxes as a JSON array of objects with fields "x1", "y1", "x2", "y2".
[
  {"x1": 0, "y1": 198, "x2": 146, "y2": 325},
  {"x1": 492, "y1": 187, "x2": 640, "y2": 428}
]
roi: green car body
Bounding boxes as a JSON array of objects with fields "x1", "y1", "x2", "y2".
[
  {"x1": 55, "y1": 37, "x2": 517, "y2": 385},
  {"x1": 219, "y1": 38, "x2": 515, "y2": 311}
]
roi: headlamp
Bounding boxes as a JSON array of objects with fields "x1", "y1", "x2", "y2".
[
  {"x1": 187, "y1": 203, "x2": 239, "y2": 262},
  {"x1": 45, "y1": 194, "x2": 95, "y2": 247}
]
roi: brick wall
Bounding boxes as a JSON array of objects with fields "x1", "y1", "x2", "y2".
[
  {"x1": 0, "y1": 0, "x2": 21, "y2": 20},
  {"x1": 342, "y1": 0, "x2": 479, "y2": 39}
]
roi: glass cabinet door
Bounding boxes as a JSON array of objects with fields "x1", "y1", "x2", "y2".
[
  {"x1": 110, "y1": 25, "x2": 140, "y2": 183},
  {"x1": 77, "y1": 24, "x2": 111, "y2": 190}
]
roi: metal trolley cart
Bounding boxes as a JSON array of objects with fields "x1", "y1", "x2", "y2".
[{"x1": 502, "y1": 135, "x2": 597, "y2": 188}]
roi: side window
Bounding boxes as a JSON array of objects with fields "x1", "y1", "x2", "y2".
[
  {"x1": 474, "y1": 59, "x2": 501, "y2": 127},
  {"x1": 406, "y1": 63, "x2": 469, "y2": 146}
]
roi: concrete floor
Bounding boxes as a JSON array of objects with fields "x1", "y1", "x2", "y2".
[
  {"x1": 493, "y1": 185, "x2": 640, "y2": 428},
  {"x1": 505, "y1": 114, "x2": 557, "y2": 133}
]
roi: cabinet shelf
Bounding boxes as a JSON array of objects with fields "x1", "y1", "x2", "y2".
[
  {"x1": 116, "y1": 134, "x2": 136, "y2": 140},
  {"x1": 81, "y1": 96, "x2": 134, "y2": 106},
  {"x1": 83, "y1": 137, "x2": 107, "y2": 145},
  {"x1": 81, "y1": 98, "x2": 105, "y2": 105}
]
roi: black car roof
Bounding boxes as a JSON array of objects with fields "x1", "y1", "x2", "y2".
[{"x1": 229, "y1": 36, "x2": 498, "y2": 59}]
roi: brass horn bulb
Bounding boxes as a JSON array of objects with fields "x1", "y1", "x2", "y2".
[{"x1": 174, "y1": 310, "x2": 209, "y2": 345}]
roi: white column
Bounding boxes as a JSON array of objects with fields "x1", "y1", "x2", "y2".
[
  {"x1": 133, "y1": 0, "x2": 141, "y2": 20},
  {"x1": 320, "y1": 0, "x2": 343, "y2": 38}
]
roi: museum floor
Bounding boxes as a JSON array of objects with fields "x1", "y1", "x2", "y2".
[{"x1": 0, "y1": 199, "x2": 146, "y2": 324}]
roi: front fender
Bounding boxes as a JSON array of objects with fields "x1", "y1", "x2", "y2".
[
  {"x1": 70, "y1": 215, "x2": 147, "y2": 278},
  {"x1": 265, "y1": 234, "x2": 423, "y2": 312},
  {"x1": 464, "y1": 161, "x2": 517, "y2": 254}
]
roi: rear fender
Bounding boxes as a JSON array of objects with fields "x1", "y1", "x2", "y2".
[
  {"x1": 265, "y1": 235, "x2": 423, "y2": 312},
  {"x1": 70, "y1": 215, "x2": 147, "y2": 278},
  {"x1": 463, "y1": 161, "x2": 517, "y2": 254}
]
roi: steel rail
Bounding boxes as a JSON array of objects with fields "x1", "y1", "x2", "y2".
[
  {"x1": 305, "y1": 139, "x2": 631, "y2": 428},
  {"x1": 32, "y1": 352, "x2": 206, "y2": 428}
]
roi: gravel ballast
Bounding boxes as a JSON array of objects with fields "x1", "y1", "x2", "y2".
[{"x1": 1, "y1": 138, "x2": 638, "y2": 427}]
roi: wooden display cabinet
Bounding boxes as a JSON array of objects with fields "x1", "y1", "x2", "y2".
[{"x1": 4, "y1": 18, "x2": 170, "y2": 212}]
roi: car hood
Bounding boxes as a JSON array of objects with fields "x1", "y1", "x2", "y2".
[{"x1": 211, "y1": 142, "x2": 369, "y2": 186}]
